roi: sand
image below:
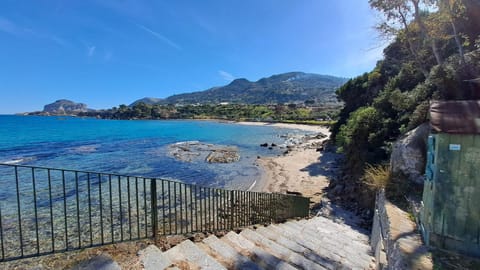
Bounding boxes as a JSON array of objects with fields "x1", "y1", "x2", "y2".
[{"x1": 238, "y1": 121, "x2": 337, "y2": 206}]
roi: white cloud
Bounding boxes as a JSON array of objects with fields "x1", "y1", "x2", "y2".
[
  {"x1": 135, "y1": 23, "x2": 181, "y2": 50},
  {"x1": 218, "y1": 70, "x2": 235, "y2": 82},
  {"x1": 104, "y1": 50, "x2": 113, "y2": 61},
  {"x1": 0, "y1": 17, "x2": 21, "y2": 36},
  {"x1": 87, "y1": 45, "x2": 96, "y2": 57}
]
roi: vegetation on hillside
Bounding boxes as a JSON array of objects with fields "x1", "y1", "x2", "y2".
[
  {"x1": 79, "y1": 103, "x2": 340, "y2": 124},
  {"x1": 147, "y1": 72, "x2": 346, "y2": 106},
  {"x1": 331, "y1": 0, "x2": 480, "y2": 208}
]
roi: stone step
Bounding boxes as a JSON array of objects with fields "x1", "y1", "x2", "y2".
[
  {"x1": 276, "y1": 223, "x2": 373, "y2": 269},
  {"x1": 222, "y1": 231, "x2": 296, "y2": 270},
  {"x1": 303, "y1": 219, "x2": 371, "y2": 251},
  {"x1": 267, "y1": 224, "x2": 346, "y2": 265},
  {"x1": 164, "y1": 239, "x2": 227, "y2": 270},
  {"x1": 303, "y1": 217, "x2": 370, "y2": 242},
  {"x1": 138, "y1": 245, "x2": 174, "y2": 270},
  {"x1": 240, "y1": 228, "x2": 327, "y2": 270},
  {"x1": 284, "y1": 221, "x2": 372, "y2": 258},
  {"x1": 201, "y1": 235, "x2": 262, "y2": 270},
  {"x1": 255, "y1": 226, "x2": 340, "y2": 270}
]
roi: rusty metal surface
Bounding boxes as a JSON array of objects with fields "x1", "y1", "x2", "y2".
[{"x1": 430, "y1": 100, "x2": 480, "y2": 134}]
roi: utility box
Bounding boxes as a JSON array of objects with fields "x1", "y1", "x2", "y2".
[{"x1": 421, "y1": 100, "x2": 480, "y2": 257}]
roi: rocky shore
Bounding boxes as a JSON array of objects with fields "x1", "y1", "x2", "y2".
[{"x1": 168, "y1": 141, "x2": 240, "y2": 163}]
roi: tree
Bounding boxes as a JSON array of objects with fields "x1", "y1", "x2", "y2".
[{"x1": 369, "y1": 0, "x2": 430, "y2": 76}]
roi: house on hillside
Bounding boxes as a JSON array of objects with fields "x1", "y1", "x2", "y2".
[{"x1": 421, "y1": 100, "x2": 480, "y2": 257}]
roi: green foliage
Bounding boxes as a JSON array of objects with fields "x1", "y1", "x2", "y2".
[{"x1": 331, "y1": 0, "x2": 480, "y2": 210}]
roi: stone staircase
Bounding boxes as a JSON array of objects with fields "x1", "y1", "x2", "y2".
[{"x1": 138, "y1": 216, "x2": 375, "y2": 269}]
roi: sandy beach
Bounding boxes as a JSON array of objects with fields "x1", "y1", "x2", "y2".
[{"x1": 238, "y1": 121, "x2": 337, "y2": 206}]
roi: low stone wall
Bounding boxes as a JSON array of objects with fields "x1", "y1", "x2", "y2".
[{"x1": 371, "y1": 190, "x2": 432, "y2": 270}]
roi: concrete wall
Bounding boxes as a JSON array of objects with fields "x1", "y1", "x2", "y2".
[{"x1": 371, "y1": 190, "x2": 432, "y2": 270}]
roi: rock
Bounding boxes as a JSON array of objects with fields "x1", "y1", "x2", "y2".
[
  {"x1": 43, "y1": 99, "x2": 89, "y2": 115},
  {"x1": 206, "y1": 149, "x2": 240, "y2": 163},
  {"x1": 316, "y1": 146, "x2": 324, "y2": 152},
  {"x1": 271, "y1": 143, "x2": 277, "y2": 147},
  {"x1": 268, "y1": 146, "x2": 273, "y2": 150},
  {"x1": 70, "y1": 254, "x2": 120, "y2": 270},
  {"x1": 169, "y1": 141, "x2": 240, "y2": 163},
  {"x1": 260, "y1": 143, "x2": 268, "y2": 147},
  {"x1": 390, "y1": 123, "x2": 430, "y2": 185}
]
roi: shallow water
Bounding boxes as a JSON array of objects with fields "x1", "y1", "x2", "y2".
[{"x1": 0, "y1": 115, "x2": 308, "y2": 190}]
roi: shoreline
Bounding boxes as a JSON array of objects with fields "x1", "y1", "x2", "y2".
[{"x1": 246, "y1": 122, "x2": 336, "y2": 206}]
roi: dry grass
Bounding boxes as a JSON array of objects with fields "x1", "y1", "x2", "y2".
[{"x1": 362, "y1": 164, "x2": 391, "y2": 189}]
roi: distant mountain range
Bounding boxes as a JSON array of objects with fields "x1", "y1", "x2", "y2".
[
  {"x1": 25, "y1": 72, "x2": 347, "y2": 115},
  {"x1": 130, "y1": 72, "x2": 347, "y2": 106}
]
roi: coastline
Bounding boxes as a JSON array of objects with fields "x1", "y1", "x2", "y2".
[{"x1": 242, "y1": 121, "x2": 336, "y2": 206}]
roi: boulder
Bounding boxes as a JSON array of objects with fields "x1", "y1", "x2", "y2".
[
  {"x1": 390, "y1": 123, "x2": 430, "y2": 185},
  {"x1": 205, "y1": 149, "x2": 240, "y2": 163}
]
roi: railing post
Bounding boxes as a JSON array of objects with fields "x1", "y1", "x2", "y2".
[
  {"x1": 230, "y1": 190, "x2": 234, "y2": 230},
  {"x1": 151, "y1": 179, "x2": 158, "y2": 241}
]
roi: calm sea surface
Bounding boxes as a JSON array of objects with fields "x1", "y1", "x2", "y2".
[{"x1": 0, "y1": 115, "x2": 307, "y2": 190}]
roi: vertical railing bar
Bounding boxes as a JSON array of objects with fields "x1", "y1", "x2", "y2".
[
  {"x1": 173, "y1": 182, "x2": 177, "y2": 235},
  {"x1": 15, "y1": 166, "x2": 24, "y2": 257},
  {"x1": 62, "y1": 170, "x2": 69, "y2": 250},
  {"x1": 229, "y1": 190, "x2": 234, "y2": 230},
  {"x1": 135, "y1": 177, "x2": 140, "y2": 239},
  {"x1": 0, "y1": 202, "x2": 4, "y2": 260},
  {"x1": 87, "y1": 173, "x2": 93, "y2": 246},
  {"x1": 199, "y1": 187, "x2": 203, "y2": 231},
  {"x1": 194, "y1": 186, "x2": 198, "y2": 232},
  {"x1": 162, "y1": 180, "x2": 166, "y2": 236},
  {"x1": 184, "y1": 184, "x2": 188, "y2": 233},
  {"x1": 190, "y1": 185, "x2": 193, "y2": 233},
  {"x1": 179, "y1": 183, "x2": 182, "y2": 234},
  {"x1": 215, "y1": 189, "x2": 219, "y2": 231},
  {"x1": 207, "y1": 188, "x2": 211, "y2": 231},
  {"x1": 32, "y1": 168, "x2": 40, "y2": 254},
  {"x1": 75, "y1": 171, "x2": 81, "y2": 248},
  {"x1": 99, "y1": 174, "x2": 104, "y2": 245},
  {"x1": 127, "y1": 176, "x2": 132, "y2": 240},
  {"x1": 150, "y1": 179, "x2": 158, "y2": 240},
  {"x1": 168, "y1": 181, "x2": 172, "y2": 235},
  {"x1": 109, "y1": 175, "x2": 114, "y2": 243},
  {"x1": 224, "y1": 190, "x2": 227, "y2": 230},
  {"x1": 118, "y1": 176, "x2": 123, "y2": 241},
  {"x1": 204, "y1": 188, "x2": 207, "y2": 231},
  {"x1": 143, "y1": 178, "x2": 148, "y2": 238},
  {"x1": 47, "y1": 169, "x2": 54, "y2": 252}
]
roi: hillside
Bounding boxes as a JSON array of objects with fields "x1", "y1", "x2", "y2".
[{"x1": 151, "y1": 72, "x2": 346, "y2": 105}]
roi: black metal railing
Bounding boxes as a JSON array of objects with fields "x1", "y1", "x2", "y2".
[{"x1": 0, "y1": 163, "x2": 310, "y2": 262}]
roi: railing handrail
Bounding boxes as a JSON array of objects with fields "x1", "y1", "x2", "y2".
[
  {"x1": 0, "y1": 163, "x2": 310, "y2": 262},
  {"x1": 0, "y1": 163, "x2": 305, "y2": 197}
]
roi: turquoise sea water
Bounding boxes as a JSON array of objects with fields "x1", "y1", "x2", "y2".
[{"x1": 0, "y1": 115, "x2": 306, "y2": 190}]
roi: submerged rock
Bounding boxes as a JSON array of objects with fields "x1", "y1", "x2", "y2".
[
  {"x1": 206, "y1": 149, "x2": 240, "y2": 163},
  {"x1": 169, "y1": 141, "x2": 240, "y2": 163}
]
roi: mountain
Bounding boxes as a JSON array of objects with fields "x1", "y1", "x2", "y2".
[
  {"x1": 42, "y1": 99, "x2": 88, "y2": 115},
  {"x1": 129, "y1": 97, "x2": 163, "y2": 107},
  {"x1": 137, "y1": 72, "x2": 346, "y2": 106}
]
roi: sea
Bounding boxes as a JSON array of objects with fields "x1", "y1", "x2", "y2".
[{"x1": 0, "y1": 115, "x2": 309, "y2": 190}]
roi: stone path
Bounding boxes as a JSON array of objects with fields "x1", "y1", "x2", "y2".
[{"x1": 138, "y1": 216, "x2": 375, "y2": 269}]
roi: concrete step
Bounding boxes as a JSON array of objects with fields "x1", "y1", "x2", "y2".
[
  {"x1": 303, "y1": 219, "x2": 372, "y2": 251},
  {"x1": 164, "y1": 239, "x2": 227, "y2": 270},
  {"x1": 255, "y1": 226, "x2": 340, "y2": 270},
  {"x1": 277, "y1": 223, "x2": 373, "y2": 269},
  {"x1": 201, "y1": 235, "x2": 262, "y2": 270},
  {"x1": 240, "y1": 228, "x2": 328, "y2": 270},
  {"x1": 138, "y1": 245, "x2": 174, "y2": 270},
  {"x1": 222, "y1": 231, "x2": 296, "y2": 270},
  {"x1": 284, "y1": 221, "x2": 373, "y2": 259},
  {"x1": 303, "y1": 217, "x2": 370, "y2": 242},
  {"x1": 267, "y1": 224, "x2": 346, "y2": 265}
]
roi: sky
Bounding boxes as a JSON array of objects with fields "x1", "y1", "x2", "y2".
[{"x1": 0, "y1": 0, "x2": 386, "y2": 114}]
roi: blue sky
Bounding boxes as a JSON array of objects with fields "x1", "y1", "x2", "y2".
[{"x1": 0, "y1": 0, "x2": 385, "y2": 114}]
